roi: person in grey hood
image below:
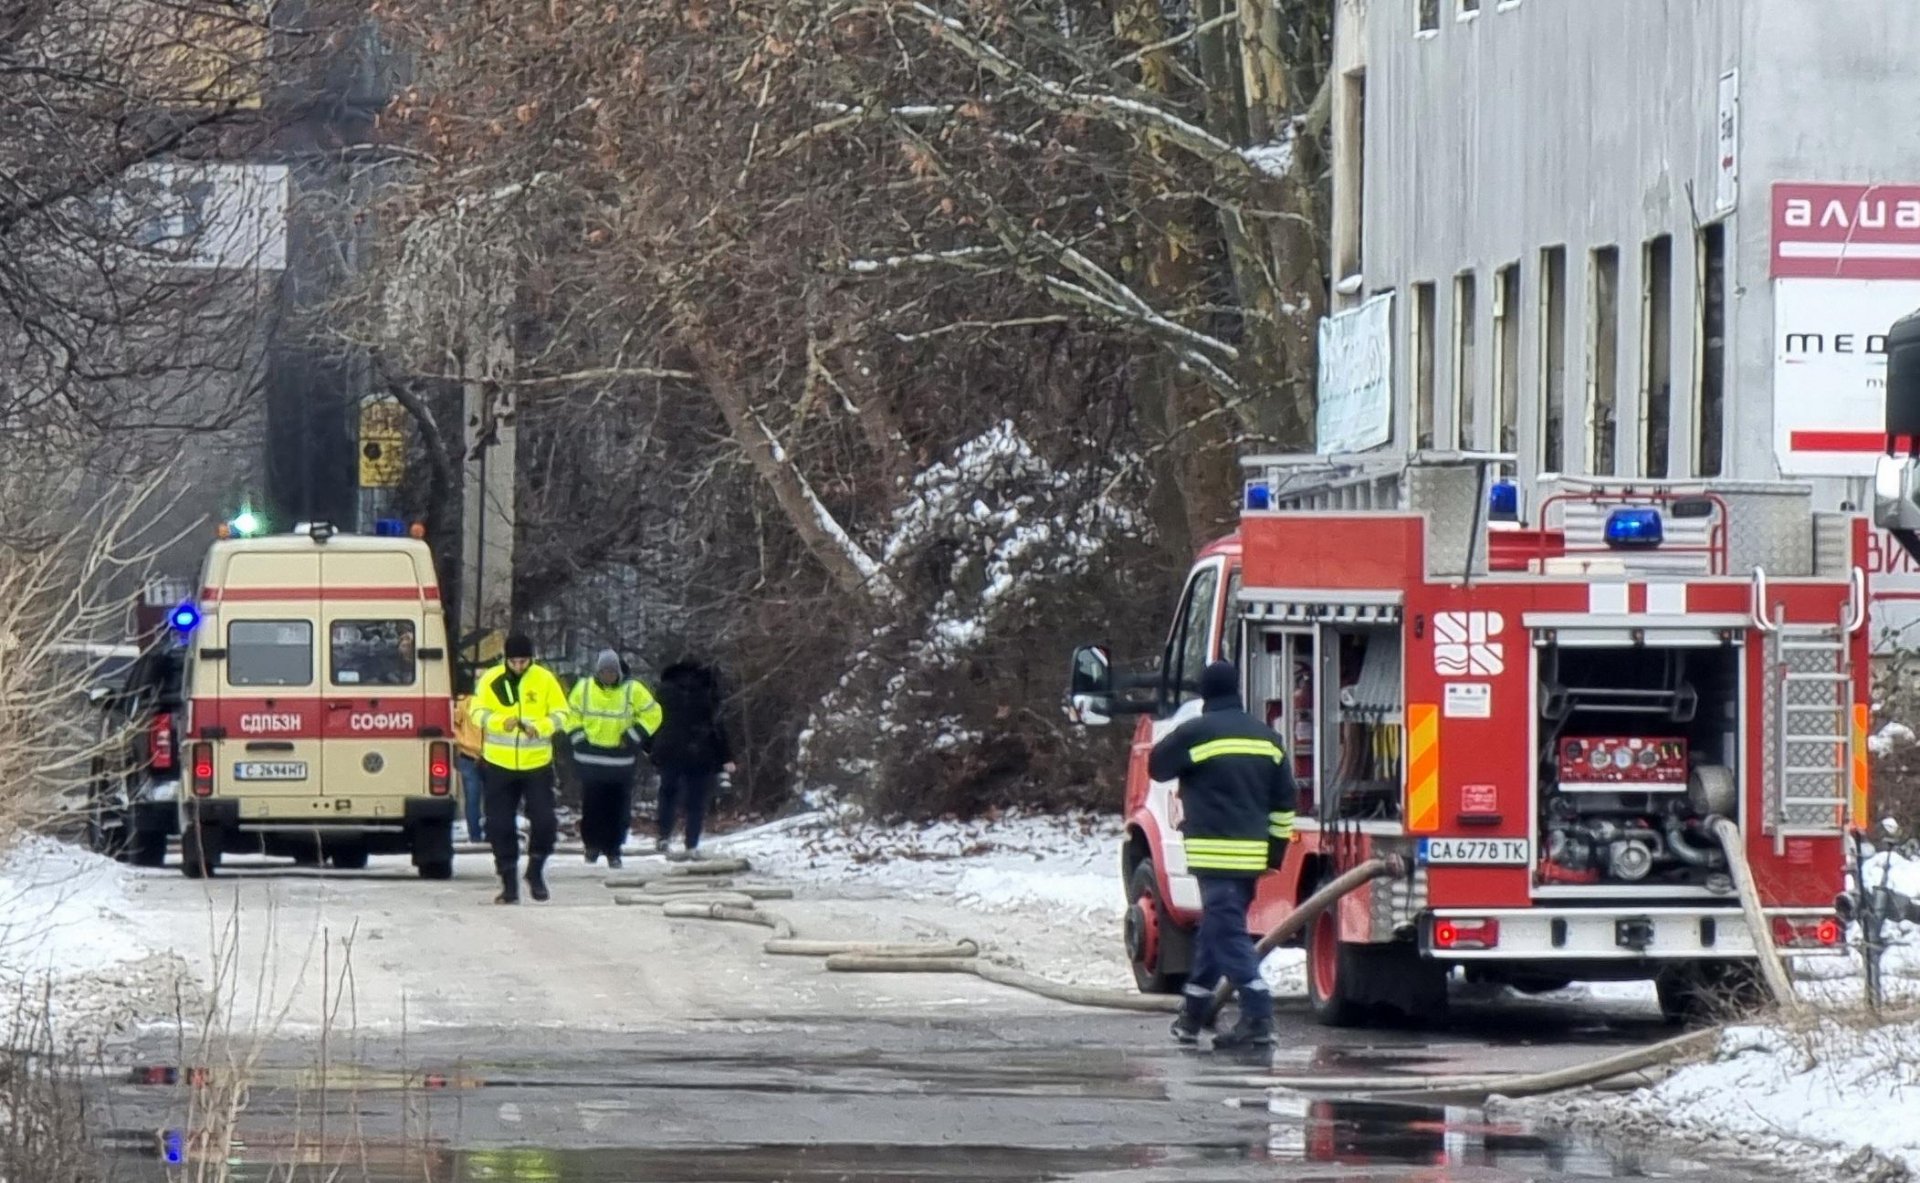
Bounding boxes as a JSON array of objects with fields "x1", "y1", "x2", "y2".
[{"x1": 565, "y1": 649, "x2": 663, "y2": 869}]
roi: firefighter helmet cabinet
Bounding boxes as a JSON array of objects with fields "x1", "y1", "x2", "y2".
[{"x1": 1072, "y1": 455, "x2": 1861, "y2": 1026}]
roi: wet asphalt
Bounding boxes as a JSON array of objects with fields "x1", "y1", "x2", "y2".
[{"x1": 93, "y1": 999, "x2": 1785, "y2": 1182}]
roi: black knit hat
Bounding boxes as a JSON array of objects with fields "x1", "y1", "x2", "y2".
[
  {"x1": 1199, "y1": 660, "x2": 1239, "y2": 702},
  {"x1": 504, "y1": 633, "x2": 535, "y2": 660}
]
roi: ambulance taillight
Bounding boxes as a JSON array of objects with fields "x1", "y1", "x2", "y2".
[
  {"x1": 428, "y1": 742, "x2": 451, "y2": 796},
  {"x1": 190, "y1": 743, "x2": 215, "y2": 797}
]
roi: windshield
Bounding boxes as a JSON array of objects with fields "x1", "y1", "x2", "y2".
[
  {"x1": 228, "y1": 621, "x2": 313, "y2": 687},
  {"x1": 330, "y1": 619, "x2": 418, "y2": 687}
]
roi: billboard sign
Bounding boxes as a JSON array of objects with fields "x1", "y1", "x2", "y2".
[
  {"x1": 1772, "y1": 182, "x2": 1920, "y2": 280},
  {"x1": 1771, "y1": 277, "x2": 1920, "y2": 475}
]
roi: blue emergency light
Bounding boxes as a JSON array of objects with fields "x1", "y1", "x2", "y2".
[
  {"x1": 1488, "y1": 480, "x2": 1520, "y2": 522},
  {"x1": 168, "y1": 603, "x2": 200, "y2": 634},
  {"x1": 1244, "y1": 481, "x2": 1272, "y2": 512},
  {"x1": 163, "y1": 1128, "x2": 185, "y2": 1165},
  {"x1": 1603, "y1": 507, "x2": 1664, "y2": 548},
  {"x1": 373, "y1": 519, "x2": 407, "y2": 538}
]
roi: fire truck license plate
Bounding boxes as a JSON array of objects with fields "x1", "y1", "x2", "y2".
[
  {"x1": 233, "y1": 761, "x2": 308, "y2": 781},
  {"x1": 1419, "y1": 837, "x2": 1530, "y2": 865}
]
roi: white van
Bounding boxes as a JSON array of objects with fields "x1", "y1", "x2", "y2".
[{"x1": 179, "y1": 523, "x2": 457, "y2": 877}]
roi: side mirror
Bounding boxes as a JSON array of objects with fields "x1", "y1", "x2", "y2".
[{"x1": 1066, "y1": 645, "x2": 1115, "y2": 727}]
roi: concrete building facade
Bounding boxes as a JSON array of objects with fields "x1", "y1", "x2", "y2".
[{"x1": 1328, "y1": 0, "x2": 1920, "y2": 646}]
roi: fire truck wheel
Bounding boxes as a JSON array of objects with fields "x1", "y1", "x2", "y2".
[
  {"x1": 1125, "y1": 859, "x2": 1188, "y2": 995},
  {"x1": 1306, "y1": 906, "x2": 1365, "y2": 1027}
]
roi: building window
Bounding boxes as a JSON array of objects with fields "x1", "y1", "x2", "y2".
[
  {"x1": 1454, "y1": 271, "x2": 1478, "y2": 449},
  {"x1": 1459, "y1": 0, "x2": 1480, "y2": 16},
  {"x1": 1697, "y1": 224, "x2": 1727, "y2": 477},
  {"x1": 1540, "y1": 247, "x2": 1568, "y2": 473},
  {"x1": 1418, "y1": 0, "x2": 1439, "y2": 32},
  {"x1": 1588, "y1": 247, "x2": 1620, "y2": 476},
  {"x1": 1642, "y1": 235, "x2": 1674, "y2": 478},
  {"x1": 1413, "y1": 282, "x2": 1437, "y2": 449},
  {"x1": 1494, "y1": 263, "x2": 1520, "y2": 454},
  {"x1": 1338, "y1": 70, "x2": 1367, "y2": 282}
]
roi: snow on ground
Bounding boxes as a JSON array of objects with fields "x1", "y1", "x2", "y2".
[
  {"x1": 1520, "y1": 849, "x2": 1920, "y2": 1180},
  {"x1": 708, "y1": 810, "x2": 1139, "y2": 988},
  {"x1": 0, "y1": 835, "x2": 194, "y2": 1044}
]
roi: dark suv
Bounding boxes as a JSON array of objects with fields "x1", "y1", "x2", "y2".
[{"x1": 83, "y1": 638, "x2": 186, "y2": 866}]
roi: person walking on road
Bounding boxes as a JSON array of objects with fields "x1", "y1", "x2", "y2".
[
  {"x1": 1149, "y1": 660, "x2": 1297, "y2": 1050},
  {"x1": 452, "y1": 670, "x2": 486, "y2": 845},
  {"x1": 650, "y1": 658, "x2": 733, "y2": 858},
  {"x1": 567, "y1": 650, "x2": 663, "y2": 869},
  {"x1": 469, "y1": 633, "x2": 573, "y2": 903}
]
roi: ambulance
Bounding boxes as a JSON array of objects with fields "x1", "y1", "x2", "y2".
[{"x1": 177, "y1": 521, "x2": 458, "y2": 878}]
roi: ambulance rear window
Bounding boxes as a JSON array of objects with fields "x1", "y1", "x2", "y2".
[
  {"x1": 330, "y1": 619, "x2": 417, "y2": 687},
  {"x1": 228, "y1": 621, "x2": 313, "y2": 687}
]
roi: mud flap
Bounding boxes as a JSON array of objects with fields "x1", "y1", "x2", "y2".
[{"x1": 1350, "y1": 942, "x2": 1449, "y2": 1021}]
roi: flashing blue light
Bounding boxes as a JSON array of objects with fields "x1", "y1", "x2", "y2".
[
  {"x1": 373, "y1": 519, "x2": 406, "y2": 538},
  {"x1": 163, "y1": 1128, "x2": 184, "y2": 1165},
  {"x1": 1488, "y1": 480, "x2": 1520, "y2": 521},
  {"x1": 1604, "y1": 507, "x2": 1664, "y2": 548},
  {"x1": 1244, "y1": 481, "x2": 1272, "y2": 512},
  {"x1": 168, "y1": 603, "x2": 200, "y2": 634}
]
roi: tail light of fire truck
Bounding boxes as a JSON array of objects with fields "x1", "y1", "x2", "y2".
[
  {"x1": 149, "y1": 713, "x2": 175, "y2": 773},
  {"x1": 1771, "y1": 916, "x2": 1844, "y2": 949},
  {"x1": 428, "y1": 742, "x2": 452, "y2": 796},
  {"x1": 190, "y1": 743, "x2": 214, "y2": 797},
  {"x1": 1433, "y1": 918, "x2": 1501, "y2": 951}
]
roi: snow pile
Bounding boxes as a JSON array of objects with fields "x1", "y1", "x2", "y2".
[
  {"x1": 0, "y1": 835, "x2": 189, "y2": 1043},
  {"x1": 711, "y1": 810, "x2": 1123, "y2": 920}
]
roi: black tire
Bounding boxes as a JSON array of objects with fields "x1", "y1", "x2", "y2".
[
  {"x1": 129, "y1": 830, "x2": 169, "y2": 868},
  {"x1": 1124, "y1": 859, "x2": 1189, "y2": 995},
  {"x1": 181, "y1": 823, "x2": 219, "y2": 879},
  {"x1": 1306, "y1": 904, "x2": 1366, "y2": 1027},
  {"x1": 329, "y1": 843, "x2": 371, "y2": 871},
  {"x1": 416, "y1": 859, "x2": 454, "y2": 881},
  {"x1": 88, "y1": 816, "x2": 130, "y2": 861}
]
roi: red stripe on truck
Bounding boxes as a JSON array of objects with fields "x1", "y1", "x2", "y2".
[
  {"x1": 192, "y1": 697, "x2": 454, "y2": 739},
  {"x1": 202, "y1": 586, "x2": 440, "y2": 603}
]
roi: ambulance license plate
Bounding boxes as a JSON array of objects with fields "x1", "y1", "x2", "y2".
[
  {"x1": 234, "y1": 761, "x2": 308, "y2": 781},
  {"x1": 1418, "y1": 837, "x2": 1529, "y2": 865}
]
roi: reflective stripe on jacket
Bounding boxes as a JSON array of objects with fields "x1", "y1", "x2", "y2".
[
  {"x1": 470, "y1": 663, "x2": 572, "y2": 771},
  {"x1": 1148, "y1": 696, "x2": 1299, "y2": 878},
  {"x1": 566, "y1": 678, "x2": 664, "y2": 767}
]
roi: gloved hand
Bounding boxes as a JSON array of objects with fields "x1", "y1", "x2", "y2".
[{"x1": 1268, "y1": 836, "x2": 1291, "y2": 870}]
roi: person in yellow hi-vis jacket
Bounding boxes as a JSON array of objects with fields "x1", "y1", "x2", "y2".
[
  {"x1": 469, "y1": 633, "x2": 573, "y2": 904},
  {"x1": 566, "y1": 650, "x2": 664, "y2": 869}
]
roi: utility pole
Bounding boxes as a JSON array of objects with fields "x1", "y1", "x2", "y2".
[{"x1": 460, "y1": 310, "x2": 516, "y2": 664}]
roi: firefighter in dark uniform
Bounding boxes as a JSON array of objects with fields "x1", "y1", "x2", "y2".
[{"x1": 1150, "y1": 659, "x2": 1298, "y2": 1049}]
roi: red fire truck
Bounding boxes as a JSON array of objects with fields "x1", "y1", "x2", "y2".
[{"x1": 1070, "y1": 456, "x2": 1861, "y2": 1025}]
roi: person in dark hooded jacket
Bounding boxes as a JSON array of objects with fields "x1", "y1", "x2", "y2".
[{"x1": 649, "y1": 659, "x2": 734, "y2": 856}]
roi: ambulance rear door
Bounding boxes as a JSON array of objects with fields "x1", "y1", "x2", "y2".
[
  {"x1": 318, "y1": 549, "x2": 428, "y2": 813},
  {"x1": 214, "y1": 551, "x2": 325, "y2": 800}
]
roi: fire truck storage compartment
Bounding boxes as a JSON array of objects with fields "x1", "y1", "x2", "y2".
[
  {"x1": 1534, "y1": 637, "x2": 1741, "y2": 895},
  {"x1": 1248, "y1": 620, "x2": 1403, "y2": 823}
]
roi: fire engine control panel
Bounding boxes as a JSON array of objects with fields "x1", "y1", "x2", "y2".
[{"x1": 1555, "y1": 737, "x2": 1687, "y2": 791}]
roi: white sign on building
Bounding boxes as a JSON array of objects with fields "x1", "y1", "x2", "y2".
[
  {"x1": 1771, "y1": 277, "x2": 1920, "y2": 477},
  {"x1": 1715, "y1": 69, "x2": 1739, "y2": 215},
  {"x1": 1316, "y1": 291, "x2": 1394, "y2": 454},
  {"x1": 85, "y1": 162, "x2": 289, "y2": 271}
]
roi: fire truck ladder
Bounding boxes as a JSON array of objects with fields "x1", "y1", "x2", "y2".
[{"x1": 1756, "y1": 569, "x2": 1865, "y2": 848}]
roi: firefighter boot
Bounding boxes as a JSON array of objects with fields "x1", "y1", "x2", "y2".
[
  {"x1": 494, "y1": 862, "x2": 520, "y2": 905},
  {"x1": 1212, "y1": 989, "x2": 1274, "y2": 1051},
  {"x1": 1170, "y1": 989, "x2": 1215, "y2": 1045},
  {"x1": 525, "y1": 856, "x2": 551, "y2": 902}
]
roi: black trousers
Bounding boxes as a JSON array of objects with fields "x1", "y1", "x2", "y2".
[
  {"x1": 483, "y1": 763, "x2": 557, "y2": 872},
  {"x1": 657, "y1": 767, "x2": 714, "y2": 849},
  {"x1": 576, "y1": 761, "x2": 635, "y2": 854}
]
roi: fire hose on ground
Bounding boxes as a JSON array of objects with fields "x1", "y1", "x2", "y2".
[{"x1": 612, "y1": 822, "x2": 1805, "y2": 1102}]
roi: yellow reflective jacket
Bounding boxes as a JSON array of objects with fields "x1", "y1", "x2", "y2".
[
  {"x1": 566, "y1": 677, "x2": 664, "y2": 767},
  {"x1": 470, "y1": 663, "x2": 572, "y2": 771},
  {"x1": 452, "y1": 694, "x2": 483, "y2": 760}
]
